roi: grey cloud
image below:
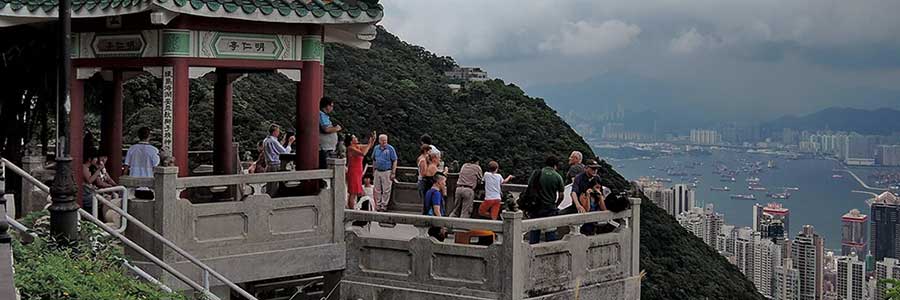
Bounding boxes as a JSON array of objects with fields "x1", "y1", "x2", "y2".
[
  {"x1": 538, "y1": 20, "x2": 641, "y2": 56},
  {"x1": 379, "y1": 0, "x2": 900, "y2": 120}
]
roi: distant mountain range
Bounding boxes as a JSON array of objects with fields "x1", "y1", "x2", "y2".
[{"x1": 764, "y1": 107, "x2": 900, "y2": 135}]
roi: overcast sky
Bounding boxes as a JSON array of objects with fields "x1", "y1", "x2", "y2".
[{"x1": 380, "y1": 0, "x2": 900, "y2": 122}]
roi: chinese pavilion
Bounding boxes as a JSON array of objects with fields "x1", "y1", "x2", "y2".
[{"x1": 0, "y1": 0, "x2": 382, "y2": 192}]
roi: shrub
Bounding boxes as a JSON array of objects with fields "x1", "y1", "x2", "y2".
[{"x1": 12, "y1": 212, "x2": 190, "y2": 300}]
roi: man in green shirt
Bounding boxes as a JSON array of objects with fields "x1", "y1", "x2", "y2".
[{"x1": 526, "y1": 155, "x2": 565, "y2": 244}]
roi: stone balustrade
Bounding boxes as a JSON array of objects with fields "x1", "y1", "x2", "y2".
[
  {"x1": 11, "y1": 157, "x2": 640, "y2": 299},
  {"x1": 125, "y1": 159, "x2": 348, "y2": 291},
  {"x1": 342, "y1": 198, "x2": 641, "y2": 300}
]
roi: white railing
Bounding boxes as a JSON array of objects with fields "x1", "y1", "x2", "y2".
[{"x1": 0, "y1": 158, "x2": 255, "y2": 300}]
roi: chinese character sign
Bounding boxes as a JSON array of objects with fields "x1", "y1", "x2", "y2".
[
  {"x1": 162, "y1": 67, "x2": 174, "y2": 154},
  {"x1": 92, "y1": 34, "x2": 145, "y2": 57},
  {"x1": 214, "y1": 35, "x2": 281, "y2": 59}
]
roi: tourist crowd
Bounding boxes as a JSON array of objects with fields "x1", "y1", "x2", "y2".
[
  {"x1": 307, "y1": 98, "x2": 627, "y2": 244},
  {"x1": 73, "y1": 96, "x2": 628, "y2": 246}
]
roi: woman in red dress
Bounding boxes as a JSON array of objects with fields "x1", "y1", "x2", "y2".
[{"x1": 344, "y1": 131, "x2": 376, "y2": 209}]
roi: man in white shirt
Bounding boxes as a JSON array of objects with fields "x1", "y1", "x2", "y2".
[
  {"x1": 263, "y1": 124, "x2": 294, "y2": 171},
  {"x1": 123, "y1": 127, "x2": 160, "y2": 199},
  {"x1": 263, "y1": 124, "x2": 294, "y2": 196}
]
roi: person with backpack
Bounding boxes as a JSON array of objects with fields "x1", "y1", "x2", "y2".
[{"x1": 519, "y1": 155, "x2": 565, "y2": 244}]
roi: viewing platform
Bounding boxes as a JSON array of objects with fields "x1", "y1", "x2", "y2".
[{"x1": 8, "y1": 157, "x2": 642, "y2": 299}]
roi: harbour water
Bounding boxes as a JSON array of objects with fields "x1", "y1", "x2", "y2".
[{"x1": 610, "y1": 149, "x2": 877, "y2": 250}]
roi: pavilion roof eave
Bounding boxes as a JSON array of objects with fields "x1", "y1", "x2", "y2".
[
  {"x1": 0, "y1": 0, "x2": 155, "y2": 23},
  {"x1": 0, "y1": 2, "x2": 382, "y2": 25},
  {"x1": 0, "y1": 0, "x2": 382, "y2": 48},
  {"x1": 154, "y1": 1, "x2": 382, "y2": 26}
]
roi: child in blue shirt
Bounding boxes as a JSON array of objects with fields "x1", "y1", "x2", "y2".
[
  {"x1": 424, "y1": 173, "x2": 447, "y2": 216},
  {"x1": 425, "y1": 173, "x2": 448, "y2": 241}
]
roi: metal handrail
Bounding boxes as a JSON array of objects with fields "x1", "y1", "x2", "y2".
[
  {"x1": 122, "y1": 260, "x2": 173, "y2": 293},
  {"x1": 76, "y1": 208, "x2": 219, "y2": 300},
  {"x1": 1, "y1": 158, "x2": 252, "y2": 299},
  {"x1": 91, "y1": 195, "x2": 257, "y2": 300},
  {"x1": 5, "y1": 216, "x2": 30, "y2": 237}
]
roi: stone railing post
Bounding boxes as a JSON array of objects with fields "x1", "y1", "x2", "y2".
[
  {"x1": 629, "y1": 197, "x2": 642, "y2": 299},
  {"x1": 326, "y1": 158, "x2": 346, "y2": 300},
  {"x1": 500, "y1": 211, "x2": 525, "y2": 300},
  {"x1": 328, "y1": 158, "x2": 346, "y2": 244},
  {"x1": 153, "y1": 166, "x2": 179, "y2": 261},
  {"x1": 20, "y1": 154, "x2": 46, "y2": 216}
]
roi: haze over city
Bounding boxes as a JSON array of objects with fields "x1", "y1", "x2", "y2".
[{"x1": 382, "y1": 0, "x2": 900, "y2": 123}]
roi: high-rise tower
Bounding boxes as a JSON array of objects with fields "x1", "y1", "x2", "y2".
[
  {"x1": 841, "y1": 209, "x2": 868, "y2": 256},
  {"x1": 793, "y1": 225, "x2": 824, "y2": 300}
]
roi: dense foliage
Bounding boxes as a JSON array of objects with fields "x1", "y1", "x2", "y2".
[{"x1": 12, "y1": 212, "x2": 189, "y2": 300}]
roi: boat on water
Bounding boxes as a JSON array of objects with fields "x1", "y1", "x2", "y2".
[
  {"x1": 768, "y1": 192, "x2": 791, "y2": 199},
  {"x1": 711, "y1": 186, "x2": 731, "y2": 191},
  {"x1": 782, "y1": 187, "x2": 800, "y2": 191},
  {"x1": 657, "y1": 178, "x2": 673, "y2": 182},
  {"x1": 832, "y1": 174, "x2": 844, "y2": 179},
  {"x1": 749, "y1": 186, "x2": 767, "y2": 191},
  {"x1": 746, "y1": 177, "x2": 760, "y2": 182},
  {"x1": 767, "y1": 160, "x2": 776, "y2": 168},
  {"x1": 720, "y1": 177, "x2": 736, "y2": 182},
  {"x1": 731, "y1": 194, "x2": 756, "y2": 200}
]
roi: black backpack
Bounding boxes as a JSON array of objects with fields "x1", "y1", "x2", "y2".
[
  {"x1": 604, "y1": 191, "x2": 632, "y2": 213},
  {"x1": 517, "y1": 169, "x2": 543, "y2": 212}
]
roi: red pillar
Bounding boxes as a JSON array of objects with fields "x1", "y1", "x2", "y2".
[
  {"x1": 296, "y1": 62, "x2": 322, "y2": 171},
  {"x1": 69, "y1": 78, "x2": 85, "y2": 207},
  {"x1": 213, "y1": 70, "x2": 235, "y2": 175},
  {"x1": 173, "y1": 60, "x2": 190, "y2": 177},
  {"x1": 101, "y1": 70, "x2": 124, "y2": 182},
  {"x1": 296, "y1": 33, "x2": 324, "y2": 171}
]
